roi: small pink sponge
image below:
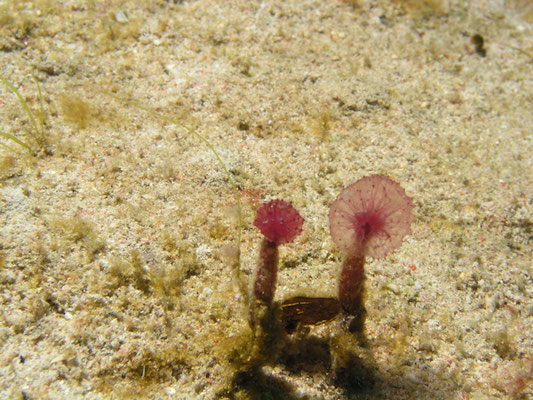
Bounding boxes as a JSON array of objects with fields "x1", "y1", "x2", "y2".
[
  {"x1": 329, "y1": 175, "x2": 414, "y2": 259},
  {"x1": 254, "y1": 199, "x2": 305, "y2": 245}
]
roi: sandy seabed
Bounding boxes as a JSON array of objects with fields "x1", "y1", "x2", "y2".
[{"x1": 0, "y1": 1, "x2": 532, "y2": 399}]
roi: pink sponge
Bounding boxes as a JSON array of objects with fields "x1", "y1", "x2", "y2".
[
  {"x1": 254, "y1": 199, "x2": 305, "y2": 245},
  {"x1": 329, "y1": 175, "x2": 414, "y2": 259},
  {"x1": 253, "y1": 199, "x2": 304, "y2": 305}
]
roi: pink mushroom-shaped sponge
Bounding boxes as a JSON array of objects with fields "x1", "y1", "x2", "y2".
[
  {"x1": 329, "y1": 175, "x2": 414, "y2": 320},
  {"x1": 329, "y1": 175, "x2": 414, "y2": 259},
  {"x1": 253, "y1": 200, "x2": 304, "y2": 304}
]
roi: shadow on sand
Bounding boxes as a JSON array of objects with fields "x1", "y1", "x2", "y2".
[{"x1": 223, "y1": 333, "x2": 461, "y2": 400}]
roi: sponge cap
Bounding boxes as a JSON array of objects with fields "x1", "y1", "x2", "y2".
[
  {"x1": 254, "y1": 199, "x2": 304, "y2": 245},
  {"x1": 329, "y1": 175, "x2": 414, "y2": 259}
]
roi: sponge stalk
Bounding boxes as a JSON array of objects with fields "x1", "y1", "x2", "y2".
[
  {"x1": 254, "y1": 238, "x2": 279, "y2": 304},
  {"x1": 338, "y1": 254, "x2": 366, "y2": 320}
]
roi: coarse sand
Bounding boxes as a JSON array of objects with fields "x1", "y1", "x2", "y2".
[{"x1": 0, "y1": 0, "x2": 532, "y2": 399}]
